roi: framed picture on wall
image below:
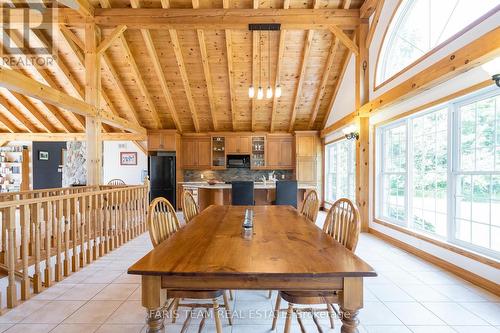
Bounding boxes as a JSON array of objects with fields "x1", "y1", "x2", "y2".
[
  {"x1": 39, "y1": 151, "x2": 49, "y2": 160},
  {"x1": 120, "y1": 152, "x2": 137, "y2": 165}
]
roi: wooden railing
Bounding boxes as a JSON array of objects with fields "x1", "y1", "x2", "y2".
[{"x1": 0, "y1": 183, "x2": 149, "y2": 309}]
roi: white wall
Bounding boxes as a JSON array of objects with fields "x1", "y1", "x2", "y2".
[{"x1": 103, "y1": 141, "x2": 147, "y2": 185}]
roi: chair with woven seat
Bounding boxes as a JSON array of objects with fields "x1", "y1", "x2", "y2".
[
  {"x1": 182, "y1": 190, "x2": 199, "y2": 223},
  {"x1": 147, "y1": 197, "x2": 233, "y2": 333},
  {"x1": 271, "y1": 198, "x2": 361, "y2": 333},
  {"x1": 299, "y1": 190, "x2": 320, "y2": 223}
]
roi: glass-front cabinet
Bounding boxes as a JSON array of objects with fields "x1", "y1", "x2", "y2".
[
  {"x1": 251, "y1": 136, "x2": 266, "y2": 169},
  {"x1": 211, "y1": 136, "x2": 226, "y2": 169}
]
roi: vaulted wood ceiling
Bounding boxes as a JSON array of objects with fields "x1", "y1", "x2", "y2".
[{"x1": 0, "y1": 0, "x2": 364, "y2": 135}]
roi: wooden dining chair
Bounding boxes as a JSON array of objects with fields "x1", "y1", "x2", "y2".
[
  {"x1": 271, "y1": 198, "x2": 361, "y2": 333},
  {"x1": 107, "y1": 178, "x2": 126, "y2": 186},
  {"x1": 299, "y1": 190, "x2": 320, "y2": 223},
  {"x1": 182, "y1": 190, "x2": 199, "y2": 223},
  {"x1": 147, "y1": 197, "x2": 233, "y2": 333}
]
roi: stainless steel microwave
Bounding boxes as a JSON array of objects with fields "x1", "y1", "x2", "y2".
[{"x1": 226, "y1": 155, "x2": 250, "y2": 168}]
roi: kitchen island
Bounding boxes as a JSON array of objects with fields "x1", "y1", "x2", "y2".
[{"x1": 180, "y1": 182, "x2": 317, "y2": 211}]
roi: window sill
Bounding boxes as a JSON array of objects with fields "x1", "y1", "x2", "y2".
[{"x1": 372, "y1": 218, "x2": 500, "y2": 269}]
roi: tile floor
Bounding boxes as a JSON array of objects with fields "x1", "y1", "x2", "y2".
[{"x1": 0, "y1": 212, "x2": 498, "y2": 333}]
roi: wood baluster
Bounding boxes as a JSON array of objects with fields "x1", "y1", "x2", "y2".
[
  {"x1": 98, "y1": 193, "x2": 105, "y2": 258},
  {"x1": 118, "y1": 190, "x2": 124, "y2": 246},
  {"x1": 1, "y1": 199, "x2": 6, "y2": 264},
  {"x1": 6, "y1": 206, "x2": 17, "y2": 308},
  {"x1": 111, "y1": 191, "x2": 116, "y2": 250},
  {"x1": 20, "y1": 204, "x2": 30, "y2": 300},
  {"x1": 63, "y1": 198, "x2": 70, "y2": 277},
  {"x1": 104, "y1": 193, "x2": 110, "y2": 254},
  {"x1": 44, "y1": 201, "x2": 52, "y2": 288},
  {"x1": 87, "y1": 194, "x2": 93, "y2": 264},
  {"x1": 126, "y1": 189, "x2": 131, "y2": 242},
  {"x1": 55, "y1": 199, "x2": 63, "y2": 282},
  {"x1": 114, "y1": 191, "x2": 119, "y2": 248},
  {"x1": 80, "y1": 195, "x2": 86, "y2": 267},
  {"x1": 71, "y1": 197, "x2": 79, "y2": 272},
  {"x1": 51, "y1": 196, "x2": 57, "y2": 248},
  {"x1": 32, "y1": 202, "x2": 42, "y2": 293},
  {"x1": 92, "y1": 194, "x2": 99, "y2": 260}
]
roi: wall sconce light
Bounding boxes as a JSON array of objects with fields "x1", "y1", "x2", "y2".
[
  {"x1": 482, "y1": 57, "x2": 500, "y2": 88},
  {"x1": 343, "y1": 124, "x2": 359, "y2": 140}
]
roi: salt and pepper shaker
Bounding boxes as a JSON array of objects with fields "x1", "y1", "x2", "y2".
[{"x1": 241, "y1": 208, "x2": 254, "y2": 240}]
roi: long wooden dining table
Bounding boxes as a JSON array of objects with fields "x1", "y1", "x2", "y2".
[{"x1": 128, "y1": 205, "x2": 377, "y2": 333}]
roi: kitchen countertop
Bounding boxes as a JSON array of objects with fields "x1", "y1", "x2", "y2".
[{"x1": 179, "y1": 182, "x2": 316, "y2": 190}]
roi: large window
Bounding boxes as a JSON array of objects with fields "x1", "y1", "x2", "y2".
[
  {"x1": 325, "y1": 139, "x2": 355, "y2": 203},
  {"x1": 376, "y1": 87, "x2": 500, "y2": 258},
  {"x1": 376, "y1": 0, "x2": 498, "y2": 86}
]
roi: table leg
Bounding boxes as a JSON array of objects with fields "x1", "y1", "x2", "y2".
[
  {"x1": 142, "y1": 275, "x2": 167, "y2": 333},
  {"x1": 339, "y1": 277, "x2": 363, "y2": 333}
]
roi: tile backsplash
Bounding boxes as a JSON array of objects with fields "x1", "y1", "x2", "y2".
[{"x1": 183, "y1": 169, "x2": 294, "y2": 182}]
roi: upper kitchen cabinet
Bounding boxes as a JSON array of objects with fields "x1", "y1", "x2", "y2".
[
  {"x1": 267, "y1": 135, "x2": 294, "y2": 169},
  {"x1": 295, "y1": 131, "x2": 321, "y2": 189},
  {"x1": 226, "y1": 135, "x2": 251, "y2": 154},
  {"x1": 181, "y1": 136, "x2": 211, "y2": 170},
  {"x1": 211, "y1": 136, "x2": 226, "y2": 169},
  {"x1": 251, "y1": 136, "x2": 266, "y2": 169},
  {"x1": 147, "y1": 130, "x2": 177, "y2": 151}
]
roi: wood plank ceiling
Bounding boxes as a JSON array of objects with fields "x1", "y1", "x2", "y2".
[{"x1": 0, "y1": 0, "x2": 362, "y2": 134}]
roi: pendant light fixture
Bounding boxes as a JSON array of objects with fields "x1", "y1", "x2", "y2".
[
  {"x1": 247, "y1": 23, "x2": 281, "y2": 99},
  {"x1": 257, "y1": 31, "x2": 264, "y2": 100}
]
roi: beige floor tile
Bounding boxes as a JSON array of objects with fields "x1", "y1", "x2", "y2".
[
  {"x1": 50, "y1": 324, "x2": 100, "y2": 333},
  {"x1": 431, "y1": 284, "x2": 488, "y2": 302},
  {"x1": 358, "y1": 301, "x2": 403, "y2": 326},
  {"x1": 82, "y1": 271, "x2": 123, "y2": 284},
  {"x1": 460, "y1": 302, "x2": 500, "y2": 326},
  {"x1": 32, "y1": 284, "x2": 76, "y2": 300},
  {"x1": 64, "y1": 300, "x2": 122, "y2": 324},
  {"x1": 397, "y1": 284, "x2": 450, "y2": 302},
  {"x1": 56, "y1": 284, "x2": 107, "y2": 301},
  {"x1": 364, "y1": 326, "x2": 412, "y2": 333},
  {"x1": 408, "y1": 326, "x2": 456, "y2": 333},
  {"x1": 105, "y1": 301, "x2": 145, "y2": 324},
  {"x1": 96, "y1": 324, "x2": 145, "y2": 333},
  {"x1": 4, "y1": 324, "x2": 56, "y2": 333},
  {"x1": 422, "y1": 302, "x2": 488, "y2": 326},
  {"x1": 127, "y1": 287, "x2": 141, "y2": 301},
  {"x1": 0, "y1": 300, "x2": 49, "y2": 324},
  {"x1": 367, "y1": 284, "x2": 414, "y2": 302},
  {"x1": 21, "y1": 300, "x2": 85, "y2": 324},
  {"x1": 452, "y1": 326, "x2": 500, "y2": 333},
  {"x1": 112, "y1": 273, "x2": 141, "y2": 284},
  {"x1": 384, "y1": 302, "x2": 445, "y2": 326},
  {"x1": 93, "y1": 284, "x2": 138, "y2": 301},
  {"x1": 0, "y1": 325, "x2": 13, "y2": 333}
]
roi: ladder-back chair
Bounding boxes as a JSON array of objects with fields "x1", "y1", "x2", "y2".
[
  {"x1": 272, "y1": 198, "x2": 361, "y2": 333},
  {"x1": 299, "y1": 190, "x2": 320, "y2": 223},
  {"x1": 147, "y1": 197, "x2": 232, "y2": 333},
  {"x1": 182, "y1": 190, "x2": 199, "y2": 223}
]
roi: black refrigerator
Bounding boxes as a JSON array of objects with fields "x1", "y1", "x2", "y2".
[{"x1": 148, "y1": 153, "x2": 176, "y2": 207}]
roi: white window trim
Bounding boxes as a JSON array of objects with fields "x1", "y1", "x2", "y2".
[
  {"x1": 376, "y1": 85, "x2": 500, "y2": 260},
  {"x1": 324, "y1": 138, "x2": 356, "y2": 203}
]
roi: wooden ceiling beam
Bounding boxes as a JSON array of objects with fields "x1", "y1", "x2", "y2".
[
  {"x1": 193, "y1": 0, "x2": 217, "y2": 131},
  {"x1": 118, "y1": 35, "x2": 163, "y2": 129},
  {"x1": 0, "y1": 67, "x2": 146, "y2": 134},
  {"x1": 10, "y1": 92, "x2": 57, "y2": 132},
  {"x1": 0, "y1": 132, "x2": 147, "y2": 142},
  {"x1": 168, "y1": 30, "x2": 201, "y2": 132},
  {"x1": 360, "y1": 0, "x2": 377, "y2": 19},
  {"x1": 91, "y1": 8, "x2": 360, "y2": 29},
  {"x1": 223, "y1": 0, "x2": 236, "y2": 130},
  {"x1": 288, "y1": 30, "x2": 314, "y2": 132},
  {"x1": 0, "y1": 93, "x2": 38, "y2": 133},
  {"x1": 97, "y1": 25, "x2": 127, "y2": 55},
  {"x1": 329, "y1": 25, "x2": 358, "y2": 55},
  {"x1": 308, "y1": 37, "x2": 341, "y2": 129},
  {"x1": 366, "y1": 0, "x2": 384, "y2": 47},
  {"x1": 0, "y1": 111, "x2": 21, "y2": 133},
  {"x1": 129, "y1": 0, "x2": 182, "y2": 132}
]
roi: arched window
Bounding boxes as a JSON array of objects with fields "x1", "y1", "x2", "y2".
[{"x1": 376, "y1": 0, "x2": 499, "y2": 87}]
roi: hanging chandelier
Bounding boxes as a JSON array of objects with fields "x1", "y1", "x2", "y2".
[{"x1": 248, "y1": 24, "x2": 282, "y2": 99}]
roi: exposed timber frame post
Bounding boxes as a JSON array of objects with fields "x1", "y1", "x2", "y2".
[
  {"x1": 85, "y1": 22, "x2": 103, "y2": 186},
  {"x1": 355, "y1": 20, "x2": 369, "y2": 232}
]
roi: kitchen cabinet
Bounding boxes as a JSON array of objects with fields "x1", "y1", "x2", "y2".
[
  {"x1": 211, "y1": 136, "x2": 226, "y2": 169},
  {"x1": 182, "y1": 136, "x2": 211, "y2": 169},
  {"x1": 148, "y1": 131, "x2": 177, "y2": 151},
  {"x1": 251, "y1": 136, "x2": 266, "y2": 169},
  {"x1": 267, "y1": 136, "x2": 294, "y2": 169},
  {"x1": 226, "y1": 136, "x2": 251, "y2": 154},
  {"x1": 295, "y1": 132, "x2": 321, "y2": 194}
]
